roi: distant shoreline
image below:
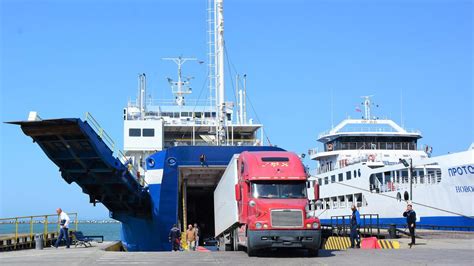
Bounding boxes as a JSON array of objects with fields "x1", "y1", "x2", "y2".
[{"x1": 0, "y1": 220, "x2": 120, "y2": 224}]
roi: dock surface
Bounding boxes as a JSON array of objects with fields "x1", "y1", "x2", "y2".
[{"x1": 1, "y1": 238, "x2": 473, "y2": 265}]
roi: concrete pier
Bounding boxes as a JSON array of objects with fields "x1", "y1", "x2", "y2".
[{"x1": 1, "y1": 238, "x2": 473, "y2": 265}]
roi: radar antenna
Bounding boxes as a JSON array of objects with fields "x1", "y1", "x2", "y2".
[{"x1": 162, "y1": 56, "x2": 197, "y2": 106}]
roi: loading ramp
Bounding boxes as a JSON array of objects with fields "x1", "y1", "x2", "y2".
[{"x1": 8, "y1": 116, "x2": 151, "y2": 218}]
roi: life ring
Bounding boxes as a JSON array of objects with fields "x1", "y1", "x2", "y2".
[
  {"x1": 368, "y1": 154, "x2": 375, "y2": 162},
  {"x1": 327, "y1": 143, "x2": 333, "y2": 151}
]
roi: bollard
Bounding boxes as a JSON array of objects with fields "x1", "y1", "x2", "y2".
[
  {"x1": 35, "y1": 234, "x2": 44, "y2": 250},
  {"x1": 388, "y1": 224, "x2": 397, "y2": 239}
]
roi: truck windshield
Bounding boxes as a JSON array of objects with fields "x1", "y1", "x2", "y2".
[{"x1": 251, "y1": 181, "x2": 307, "y2": 199}]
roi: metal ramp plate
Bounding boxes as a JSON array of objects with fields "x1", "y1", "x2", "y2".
[{"x1": 8, "y1": 118, "x2": 151, "y2": 218}]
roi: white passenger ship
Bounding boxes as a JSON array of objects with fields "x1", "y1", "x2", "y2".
[{"x1": 308, "y1": 97, "x2": 474, "y2": 229}]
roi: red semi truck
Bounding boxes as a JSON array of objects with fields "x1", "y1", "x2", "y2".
[{"x1": 214, "y1": 151, "x2": 321, "y2": 256}]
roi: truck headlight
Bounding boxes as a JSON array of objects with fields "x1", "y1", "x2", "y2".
[
  {"x1": 312, "y1": 222, "x2": 319, "y2": 229},
  {"x1": 255, "y1": 222, "x2": 262, "y2": 229}
]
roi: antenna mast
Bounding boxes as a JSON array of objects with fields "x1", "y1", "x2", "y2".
[
  {"x1": 137, "y1": 73, "x2": 147, "y2": 120},
  {"x1": 215, "y1": 0, "x2": 226, "y2": 145},
  {"x1": 361, "y1": 95, "x2": 374, "y2": 120},
  {"x1": 162, "y1": 56, "x2": 196, "y2": 106}
]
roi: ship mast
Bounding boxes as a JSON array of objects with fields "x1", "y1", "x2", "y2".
[{"x1": 215, "y1": 0, "x2": 226, "y2": 145}]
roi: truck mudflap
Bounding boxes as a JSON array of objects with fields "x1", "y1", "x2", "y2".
[{"x1": 248, "y1": 229, "x2": 321, "y2": 250}]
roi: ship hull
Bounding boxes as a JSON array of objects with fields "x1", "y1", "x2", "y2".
[{"x1": 116, "y1": 145, "x2": 285, "y2": 251}]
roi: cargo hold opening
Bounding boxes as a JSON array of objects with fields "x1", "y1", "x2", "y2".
[{"x1": 178, "y1": 166, "x2": 226, "y2": 245}]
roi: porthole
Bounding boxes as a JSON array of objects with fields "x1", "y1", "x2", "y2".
[{"x1": 147, "y1": 158, "x2": 155, "y2": 168}]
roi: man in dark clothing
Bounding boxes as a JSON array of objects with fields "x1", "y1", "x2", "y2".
[
  {"x1": 403, "y1": 204, "x2": 416, "y2": 248},
  {"x1": 169, "y1": 224, "x2": 181, "y2": 251},
  {"x1": 350, "y1": 205, "x2": 361, "y2": 248}
]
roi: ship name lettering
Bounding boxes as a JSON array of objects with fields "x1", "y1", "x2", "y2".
[
  {"x1": 448, "y1": 165, "x2": 474, "y2": 176},
  {"x1": 455, "y1": 186, "x2": 474, "y2": 193}
]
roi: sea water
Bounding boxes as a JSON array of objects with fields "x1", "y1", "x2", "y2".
[{"x1": 0, "y1": 223, "x2": 121, "y2": 241}]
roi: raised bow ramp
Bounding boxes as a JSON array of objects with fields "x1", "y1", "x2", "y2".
[{"x1": 8, "y1": 118, "x2": 151, "y2": 218}]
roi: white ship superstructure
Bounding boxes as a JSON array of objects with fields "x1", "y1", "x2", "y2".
[
  {"x1": 308, "y1": 97, "x2": 474, "y2": 228},
  {"x1": 122, "y1": 0, "x2": 264, "y2": 185}
]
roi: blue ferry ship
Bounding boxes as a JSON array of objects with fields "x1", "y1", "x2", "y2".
[{"x1": 10, "y1": 0, "x2": 285, "y2": 251}]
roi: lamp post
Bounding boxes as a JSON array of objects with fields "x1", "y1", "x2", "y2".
[{"x1": 399, "y1": 158, "x2": 413, "y2": 201}]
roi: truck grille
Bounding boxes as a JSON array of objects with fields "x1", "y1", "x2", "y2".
[{"x1": 271, "y1": 209, "x2": 303, "y2": 228}]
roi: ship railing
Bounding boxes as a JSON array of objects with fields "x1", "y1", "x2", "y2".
[
  {"x1": 0, "y1": 213, "x2": 78, "y2": 250},
  {"x1": 129, "y1": 98, "x2": 213, "y2": 107},
  {"x1": 164, "y1": 139, "x2": 259, "y2": 147},
  {"x1": 318, "y1": 127, "x2": 421, "y2": 139},
  {"x1": 84, "y1": 112, "x2": 147, "y2": 187},
  {"x1": 328, "y1": 214, "x2": 381, "y2": 237},
  {"x1": 378, "y1": 223, "x2": 474, "y2": 232}
]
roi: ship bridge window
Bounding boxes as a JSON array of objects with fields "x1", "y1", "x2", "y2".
[
  {"x1": 338, "y1": 173, "x2": 343, "y2": 182},
  {"x1": 226, "y1": 113, "x2": 231, "y2": 121},
  {"x1": 376, "y1": 173, "x2": 383, "y2": 184},
  {"x1": 318, "y1": 178, "x2": 322, "y2": 186},
  {"x1": 324, "y1": 176, "x2": 329, "y2": 185},
  {"x1": 143, "y1": 128, "x2": 155, "y2": 137},
  {"x1": 194, "y1": 112, "x2": 202, "y2": 118},
  {"x1": 355, "y1": 193, "x2": 362, "y2": 207},
  {"x1": 181, "y1": 112, "x2": 190, "y2": 117},
  {"x1": 129, "y1": 128, "x2": 141, "y2": 137},
  {"x1": 401, "y1": 170, "x2": 409, "y2": 183},
  {"x1": 331, "y1": 197, "x2": 337, "y2": 208},
  {"x1": 347, "y1": 194, "x2": 353, "y2": 207},
  {"x1": 338, "y1": 195, "x2": 345, "y2": 208},
  {"x1": 346, "y1": 171, "x2": 352, "y2": 180},
  {"x1": 204, "y1": 112, "x2": 211, "y2": 118},
  {"x1": 384, "y1": 171, "x2": 392, "y2": 184},
  {"x1": 331, "y1": 175, "x2": 335, "y2": 183}
]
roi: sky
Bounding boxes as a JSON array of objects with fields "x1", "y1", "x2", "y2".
[{"x1": 0, "y1": 0, "x2": 472, "y2": 219}]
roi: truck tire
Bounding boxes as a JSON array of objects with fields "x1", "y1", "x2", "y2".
[
  {"x1": 308, "y1": 248, "x2": 319, "y2": 257},
  {"x1": 246, "y1": 231, "x2": 257, "y2": 257},
  {"x1": 232, "y1": 228, "x2": 239, "y2": 251}
]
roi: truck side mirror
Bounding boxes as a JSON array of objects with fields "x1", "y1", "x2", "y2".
[
  {"x1": 235, "y1": 184, "x2": 241, "y2": 201},
  {"x1": 313, "y1": 184, "x2": 320, "y2": 201}
]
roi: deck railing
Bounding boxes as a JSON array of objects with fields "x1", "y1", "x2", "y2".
[
  {"x1": 0, "y1": 213, "x2": 78, "y2": 250},
  {"x1": 84, "y1": 112, "x2": 147, "y2": 186}
]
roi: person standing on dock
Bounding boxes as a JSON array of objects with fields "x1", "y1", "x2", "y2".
[
  {"x1": 186, "y1": 224, "x2": 196, "y2": 251},
  {"x1": 168, "y1": 224, "x2": 181, "y2": 251},
  {"x1": 403, "y1": 204, "x2": 416, "y2": 248},
  {"x1": 350, "y1": 205, "x2": 361, "y2": 248},
  {"x1": 53, "y1": 208, "x2": 70, "y2": 248}
]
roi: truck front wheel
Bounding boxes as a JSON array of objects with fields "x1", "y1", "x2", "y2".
[{"x1": 246, "y1": 231, "x2": 257, "y2": 257}]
